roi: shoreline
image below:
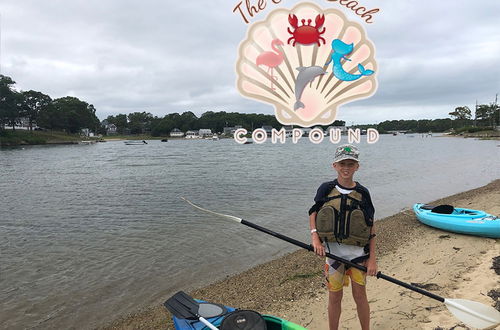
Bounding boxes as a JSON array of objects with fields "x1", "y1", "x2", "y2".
[
  {"x1": 2, "y1": 130, "x2": 499, "y2": 147},
  {"x1": 101, "y1": 180, "x2": 499, "y2": 330}
]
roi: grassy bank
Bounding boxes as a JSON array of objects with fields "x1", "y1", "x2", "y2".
[
  {"x1": 0, "y1": 130, "x2": 90, "y2": 146},
  {"x1": 449, "y1": 128, "x2": 500, "y2": 140}
]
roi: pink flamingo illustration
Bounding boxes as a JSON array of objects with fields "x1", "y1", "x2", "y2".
[{"x1": 256, "y1": 39, "x2": 284, "y2": 90}]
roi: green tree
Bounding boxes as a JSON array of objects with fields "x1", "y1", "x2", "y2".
[
  {"x1": 475, "y1": 103, "x2": 499, "y2": 127},
  {"x1": 179, "y1": 111, "x2": 199, "y2": 131},
  {"x1": 151, "y1": 116, "x2": 175, "y2": 136},
  {"x1": 128, "y1": 111, "x2": 153, "y2": 134},
  {"x1": 38, "y1": 96, "x2": 100, "y2": 133},
  {"x1": 21, "y1": 90, "x2": 52, "y2": 131},
  {"x1": 449, "y1": 106, "x2": 471, "y2": 120},
  {"x1": 0, "y1": 75, "x2": 21, "y2": 130}
]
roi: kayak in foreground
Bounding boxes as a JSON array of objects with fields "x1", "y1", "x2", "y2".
[
  {"x1": 413, "y1": 203, "x2": 500, "y2": 238},
  {"x1": 165, "y1": 291, "x2": 306, "y2": 330}
]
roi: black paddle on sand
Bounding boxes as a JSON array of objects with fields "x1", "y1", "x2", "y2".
[
  {"x1": 165, "y1": 291, "x2": 220, "y2": 330},
  {"x1": 182, "y1": 197, "x2": 500, "y2": 330}
]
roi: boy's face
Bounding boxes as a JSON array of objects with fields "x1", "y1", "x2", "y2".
[{"x1": 332, "y1": 159, "x2": 359, "y2": 180}]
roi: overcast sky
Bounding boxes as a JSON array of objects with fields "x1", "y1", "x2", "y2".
[{"x1": 1, "y1": 0, "x2": 499, "y2": 124}]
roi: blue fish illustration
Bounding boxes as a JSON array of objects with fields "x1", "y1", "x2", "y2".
[{"x1": 326, "y1": 39, "x2": 374, "y2": 81}]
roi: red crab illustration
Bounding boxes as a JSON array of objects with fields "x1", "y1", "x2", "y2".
[{"x1": 287, "y1": 14, "x2": 326, "y2": 47}]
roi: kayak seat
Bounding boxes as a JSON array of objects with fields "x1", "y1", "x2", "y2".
[
  {"x1": 220, "y1": 310, "x2": 267, "y2": 330},
  {"x1": 198, "y1": 302, "x2": 229, "y2": 319},
  {"x1": 420, "y1": 204, "x2": 434, "y2": 210},
  {"x1": 431, "y1": 204, "x2": 454, "y2": 214}
]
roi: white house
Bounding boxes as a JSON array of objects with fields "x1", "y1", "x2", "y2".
[
  {"x1": 223, "y1": 126, "x2": 242, "y2": 136},
  {"x1": 170, "y1": 128, "x2": 184, "y2": 137},
  {"x1": 2, "y1": 117, "x2": 36, "y2": 130},
  {"x1": 81, "y1": 128, "x2": 95, "y2": 137},
  {"x1": 185, "y1": 130, "x2": 199, "y2": 138},
  {"x1": 198, "y1": 129, "x2": 212, "y2": 137},
  {"x1": 106, "y1": 123, "x2": 117, "y2": 135},
  {"x1": 261, "y1": 126, "x2": 274, "y2": 137}
]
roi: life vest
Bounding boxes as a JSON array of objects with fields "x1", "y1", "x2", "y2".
[{"x1": 315, "y1": 186, "x2": 372, "y2": 247}]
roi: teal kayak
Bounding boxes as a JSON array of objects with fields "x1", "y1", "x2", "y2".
[{"x1": 413, "y1": 203, "x2": 500, "y2": 238}]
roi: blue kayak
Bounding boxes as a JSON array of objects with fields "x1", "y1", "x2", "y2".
[{"x1": 413, "y1": 203, "x2": 500, "y2": 238}]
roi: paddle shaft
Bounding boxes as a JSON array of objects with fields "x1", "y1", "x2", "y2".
[{"x1": 240, "y1": 219, "x2": 445, "y2": 303}]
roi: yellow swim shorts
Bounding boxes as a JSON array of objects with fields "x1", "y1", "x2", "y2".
[{"x1": 325, "y1": 260, "x2": 366, "y2": 292}]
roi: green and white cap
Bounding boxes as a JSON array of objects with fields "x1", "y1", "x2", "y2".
[{"x1": 334, "y1": 144, "x2": 359, "y2": 163}]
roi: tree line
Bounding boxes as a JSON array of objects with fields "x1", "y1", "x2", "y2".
[
  {"x1": 0, "y1": 75, "x2": 100, "y2": 133},
  {"x1": 2, "y1": 73, "x2": 498, "y2": 136},
  {"x1": 374, "y1": 103, "x2": 499, "y2": 133},
  {"x1": 105, "y1": 111, "x2": 344, "y2": 136}
]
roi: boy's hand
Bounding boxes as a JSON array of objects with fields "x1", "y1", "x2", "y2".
[
  {"x1": 366, "y1": 257, "x2": 377, "y2": 276},
  {"x1": 311, "y1": 235, "x2": 325, "y2": 256}
]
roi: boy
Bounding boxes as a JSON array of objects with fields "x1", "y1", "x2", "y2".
[{"x1": 308, "y1": 144, "x2": 377, "y2": 330}]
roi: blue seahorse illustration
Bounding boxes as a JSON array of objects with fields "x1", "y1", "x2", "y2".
[{"x1": 326, "y1": 39, "x2": 374, "y2": 81}]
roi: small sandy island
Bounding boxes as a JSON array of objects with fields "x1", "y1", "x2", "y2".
[{"x1": 102, "y1": 180, "x2": 500, "y2": 330}]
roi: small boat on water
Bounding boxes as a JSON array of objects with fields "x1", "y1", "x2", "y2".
[
  {"x1": 166, "y1": 292, "x2": 305, "y2": 330},
  {"x1": 413, "y1": 203, "x2": 500, "y2": 238},
  {"x1": 161, "y1": 138, "x2": 168, "y2": 142},
  {"x1": 124, "y1": 140, "x2": 148, "y2": 145},
  {"x1": 79, "y1": 140, "x2": 96, "y2": 145}
]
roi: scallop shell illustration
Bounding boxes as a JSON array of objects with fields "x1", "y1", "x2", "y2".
[{"x1": 235, "y1": 2, "x2": 377, "y2": 127}]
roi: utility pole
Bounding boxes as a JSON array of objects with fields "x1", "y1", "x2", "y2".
[
  {"x1": 474, "y1": 99, "x2": 477, "y2": 127},
  {"x1": 495, "y1": 93, "x2": 499, "y2": 128}
]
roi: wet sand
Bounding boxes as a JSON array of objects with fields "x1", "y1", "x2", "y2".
[{"x1": 101, "y1": 180, "x2": 500, "y2": 330}]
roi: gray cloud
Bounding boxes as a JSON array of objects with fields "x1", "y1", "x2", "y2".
[{"x1": 1, "y1": 0, "x2": 499, "y2": 123}]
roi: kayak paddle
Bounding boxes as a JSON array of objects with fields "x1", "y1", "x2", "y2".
[
  {"x1": 182, "y1": 197, "x2": 500, "y2": 330},
  {"x1": 165, "y1": 291, "x2": 219, "y2": 330}
]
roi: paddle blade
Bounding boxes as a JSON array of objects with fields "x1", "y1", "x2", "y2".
[
  {"x1": 164, "y1": 291, "x2": 200, "y2": 320},
  {"x1": 445, "y1": 298, "x2": 500, "y2": 329}
]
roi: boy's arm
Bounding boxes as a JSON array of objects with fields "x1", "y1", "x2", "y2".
[
  {"x1": 309, "y1": 212, "x2": 325, "y2": 256},
  {"x1": 366, "y1": 223, "x2": 377, "y2": 276}
]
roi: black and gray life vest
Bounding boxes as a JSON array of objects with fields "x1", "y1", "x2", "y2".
[{"x1": 315, "y1": 186, "x2": 372, "y2": 247}]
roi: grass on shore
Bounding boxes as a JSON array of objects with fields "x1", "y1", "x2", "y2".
[
  {"x1": 0, "y1": 130, "x2": 89, "y2": 146},
  {"x1": 458, "y1": 130, "x2": 500, "y2": 140}
]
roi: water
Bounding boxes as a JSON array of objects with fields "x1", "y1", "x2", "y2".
[{"x1": 1, "y1": 135, "x2": 499, "y2": 329}]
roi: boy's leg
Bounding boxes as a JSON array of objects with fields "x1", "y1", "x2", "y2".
[
  {"x1": 351, "y1": 280, "x2": 370, "y2": 330},
  {"x1": 328, "y1": 289, "x2": 343, "y2": 330},
  {"x1": 325, "y1": 261, "x2": 347, "y2": 330}
]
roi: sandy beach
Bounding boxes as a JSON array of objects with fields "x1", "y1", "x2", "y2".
[{"x1": 102, "y1": 180, "x2": 500, "y2": 330}]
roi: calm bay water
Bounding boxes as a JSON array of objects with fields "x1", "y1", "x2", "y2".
[{"x1": 1, "y1": 135, "x2": 499, "y2": 329}]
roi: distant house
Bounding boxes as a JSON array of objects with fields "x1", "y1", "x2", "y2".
[
  {"x1": 3, "y1": 117, "x2": 35, "y2": 130},
  {"x1": 261, "y1": 126, "x2": 274, "y2": 137},
  {"x1": 198, "y1": 129, "x2": 212, "y2": 137},
  {"x1": 282, "y1": 126, "x2": 293, "y2": 137},
  {"x1": 185, "y1": 130, "x2": 198, "y2": 139},
  {"x1": 106, "y1": 123, "x2": 117, "y2": 135},
  {"x1": 223, "y1": 126, "x2": 242, "y2": 136},
  {"x1": 101, "y1": 120, "x2": 118, "y2": 135},
  {"x1": 170, "y1": 128, "x2": 184, "y2": 137},
  {"x1": 327, "y1": 125, "x2": 347, "y2": 135},
  {"x1": 81, "y1": 128, "x2": 95, "y2": 137}
]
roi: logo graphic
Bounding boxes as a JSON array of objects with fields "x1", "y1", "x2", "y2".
[{"x1": 236, "y1": 2, "x2": 378, "y2": 127}]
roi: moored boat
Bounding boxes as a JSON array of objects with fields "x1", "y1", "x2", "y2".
[
  {"x1": 413, "y1": 203, "x2": 500, "y2": 238},
  {"x1": 124, "y1": 140, "x2": 148, "y2": 145}
]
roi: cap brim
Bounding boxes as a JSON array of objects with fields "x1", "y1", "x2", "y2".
[{"x1": 334, "y1": 155, "x2": 359, "y2": 163}]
